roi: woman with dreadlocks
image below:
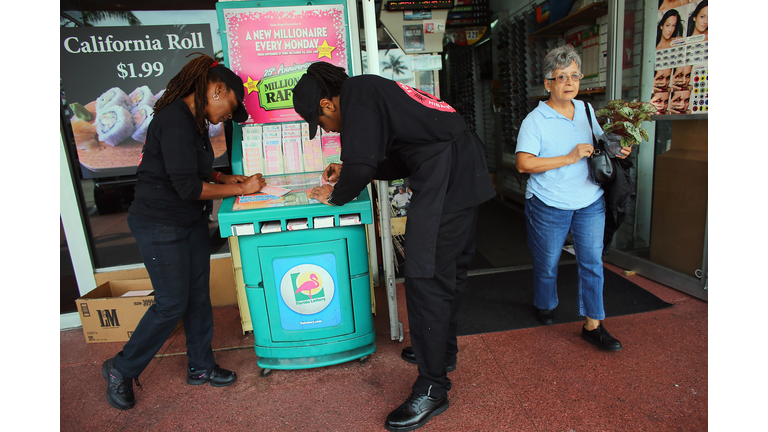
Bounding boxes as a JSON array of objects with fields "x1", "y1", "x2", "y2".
[
  {"x1": 102, "y1": 53, "x2": 265, "y2": 411},
  {"x1": 293, "y1": 61, "x2": 495, "y2": 432}
]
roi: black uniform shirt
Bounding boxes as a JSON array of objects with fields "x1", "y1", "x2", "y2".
[
  {"x1": 332, "y1": 75, "x2": 496, "y2": 277},
  {"x1": 129, "y1": 98, "x2": 214, "y2": 226}
]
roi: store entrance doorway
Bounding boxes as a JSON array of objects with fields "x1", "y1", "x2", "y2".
[
  {"x1": 391, "y1": 196, "x2": 574, "y2": 279},
  {"x1": 470, "y1": 197, "x2": 575, "y2": 272}
]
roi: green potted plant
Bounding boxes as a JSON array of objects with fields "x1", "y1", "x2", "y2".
[{"x1": 594, "y1": 99, "x2": 656, "y2": 154}]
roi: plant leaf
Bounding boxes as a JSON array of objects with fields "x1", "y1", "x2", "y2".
[{"x1": 641, "y1": 129, "x2": 650, "y2": 142}]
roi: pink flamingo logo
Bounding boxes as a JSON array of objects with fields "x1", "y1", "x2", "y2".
[{"x1": 295, "y1": 274, "x2": 320, "y2": 299}]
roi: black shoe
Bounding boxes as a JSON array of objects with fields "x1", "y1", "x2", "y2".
[
  {"x1": 400, "y1": 346, "x2": 456, "y2": 373},
  {"x1": 186, "y1": 364, "x2": 237, "y2": 387},
  {"x1": 582, "y1": 324, "x2": 623, "y2": 351},
  {"x1": 102, "y1": 358, "x2": 139, "y2": 410},
  {"x1": 536, "y1": 308, "x2": 554, "y2": 325},
  {"x1": 385, "y1": 392, "x2": 449, "y2": 432}
]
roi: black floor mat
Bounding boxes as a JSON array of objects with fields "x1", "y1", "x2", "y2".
[{"x1": 456, "y1": 263, "x2": 673, "y2": 336}]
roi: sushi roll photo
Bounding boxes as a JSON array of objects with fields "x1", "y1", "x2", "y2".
[
  {"x1": 69, "y1": 102, "x2": 99, "y2": 151},
  {"x1": 129, "y1": 85, "x2": 157, "y2": 111},
  {"x1": 96, "y1": 106, "x2": 135, "y2": 146},
  {"x1": 96, "y1": 87, "x2": 131, "y2": 114},
  {"x1": 131, "y1": 104, "x2": 154, "y2": 144}
]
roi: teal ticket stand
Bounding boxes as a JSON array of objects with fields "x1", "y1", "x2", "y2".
[
  {"x1": 218, "y1": 189, "x2": 376, "y2": 376},
  {"x1": 215, "y1": 0, "x2": 375, "y2": 376}
]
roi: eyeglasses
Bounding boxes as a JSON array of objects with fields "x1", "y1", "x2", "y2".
[{"x1": 545, "y1": 73, "x2": 584, "y2": 84}]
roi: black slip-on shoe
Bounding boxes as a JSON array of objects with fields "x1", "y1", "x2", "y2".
[
  {"x1": 385, "y1": 392, "x2": 449, "y2": 432},
  {"x1": 536, "y1": 308, "x2": 554, "y2": 325},
  {"x1": 582, "y1": 324, "x2": 623, "y2": 351},
  {"x1": 102, "y1": 358, "x2": 139, "y2": 410},
  {"x1": 400, "y1": 346, "x2": 456, "y2": 373},
  {"x1": 186, "y1": 364, "x2": 237, "y2": 387}
]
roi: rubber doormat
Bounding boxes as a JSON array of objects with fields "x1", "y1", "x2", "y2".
[{"x1": 456, "y1": 263, "x2": 673, "y2": 336}]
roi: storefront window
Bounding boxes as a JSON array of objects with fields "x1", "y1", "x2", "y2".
[
  {"x1": 60, "y1": 8, "x2": 231, "y2": 269},
  {"x1": 613, "y1": 117, "x2": 707, "y2": 280},
  {"x1": 605, "y1": 0, "x2": 708, "y2": 298},
  {"x1": 61, "y1": 218, "x2": 80, "y2": 314}
]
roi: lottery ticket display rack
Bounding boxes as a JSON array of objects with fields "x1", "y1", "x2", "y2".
[{"x1": 215, "y1": 0, "x2": 375, "y2": 376}]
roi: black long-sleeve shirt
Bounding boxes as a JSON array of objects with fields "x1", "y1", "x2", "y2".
[
  {"x1": 129, "y1": 98, "x2": 213, "y2": 226},
  {"x1": 329, "y1": 75, "x2": 496, "y2": 278},
  {"x1": 330, "y1": 155, "x2": 411, "y2": 204}
]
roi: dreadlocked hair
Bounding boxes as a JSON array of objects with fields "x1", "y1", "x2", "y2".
[
  {"x1": 306, "y1": 61, "x2": 349, "y2": 100},
  {"x1": 154, "y1": 52, "x2": 224, "y2": 136}
]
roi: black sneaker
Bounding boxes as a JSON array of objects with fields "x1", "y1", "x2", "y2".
[
  {"x1": 535, "y1": 308, "x2": 554, "y2": 325},
  {"x1": 186, "y1": 364, "x2": 237, "y2": 387},
  {"x1": 582, "y1": 324, "x2": 623, "y2": 351},
  {"x1": 102, "y1": 358, "x2": 140, "y2": 410}
]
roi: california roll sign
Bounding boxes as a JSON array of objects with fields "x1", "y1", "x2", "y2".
[
  {"x1": 60, "y1": 24, "x2": 218, "y2": 178},
  {"x1": 279, "y1": 264, "x2": 335, "y2": 315}
]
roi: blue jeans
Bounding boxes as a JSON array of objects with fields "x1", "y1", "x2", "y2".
[
  {"x1": 525, "y1": 194, "x2": 606, "y2": 320},
  {"x1": 114, "y1": 213, "x2": 215, "y2": 378}
]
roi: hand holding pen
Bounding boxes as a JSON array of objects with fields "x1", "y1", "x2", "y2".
[{"x1": 323, "y1": 163, "x2": 342, "y2": 184}]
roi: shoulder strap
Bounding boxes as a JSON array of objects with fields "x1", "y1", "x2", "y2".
[{"x1": 584, "y1": 102, "x2": 602, "y2": 150}]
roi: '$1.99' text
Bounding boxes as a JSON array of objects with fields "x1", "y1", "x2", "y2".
[{"x1": 117, "y1": 61, "x2": 164, "y2": 79}]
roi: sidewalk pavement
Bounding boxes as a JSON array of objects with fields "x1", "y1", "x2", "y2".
[{"x1": 60, "y1": 263, "x2": 707, "y2": 431}]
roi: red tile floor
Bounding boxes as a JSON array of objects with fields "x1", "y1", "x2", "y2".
[{"x1": 60, "y1": 263, "x2": 707, "y2": 431}]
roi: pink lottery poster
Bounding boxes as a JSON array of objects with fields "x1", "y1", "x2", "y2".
[{"x1": 220, "y1": 4, "x2": 349, "y2": 124}]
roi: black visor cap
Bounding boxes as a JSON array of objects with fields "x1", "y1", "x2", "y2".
[
  {"x1": 210, "y1": 64, "x2": 249, "y2": 123},
  {"x1": 292, "y1": 73, "x2": 322, "y2": 139}
]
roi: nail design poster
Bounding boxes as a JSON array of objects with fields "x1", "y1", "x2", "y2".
[{"x1": 652, "y1": 0, "x2": 708, "y2": 115}]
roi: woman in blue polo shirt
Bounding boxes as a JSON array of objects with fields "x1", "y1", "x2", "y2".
[
  {"x1": 101, "y1": 53, "x2": 266, "y2": 410},
  {"x1": 515, "y1": 45, "x2": 632, "y2": 351}
]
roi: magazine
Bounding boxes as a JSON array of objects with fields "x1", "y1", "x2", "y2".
[{"x1": 387, "y1": 179, "x2": 411, "y2": 218}]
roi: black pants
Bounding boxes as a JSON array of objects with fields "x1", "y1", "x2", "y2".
[
  {"x1": 405, "y1": 206, "x2": 478, "y2": 398},
  {"x1": 114, "y1": 213, "x2": 215, "y2": 379}
]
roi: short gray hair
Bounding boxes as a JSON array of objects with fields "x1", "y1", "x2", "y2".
[{"x1": 542, "y1": 45, "x2": 582, "y2": 79}]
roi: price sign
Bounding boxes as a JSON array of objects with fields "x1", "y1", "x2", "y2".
[
  {"x1": 60, "y1": 25, "x2": 214, "y2": 178},
  {"x1": 116, "y1": 62, "x2": 165, "y2": 79}
]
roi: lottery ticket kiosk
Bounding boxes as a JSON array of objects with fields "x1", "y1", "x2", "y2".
[{"x1": 215, "y1": 0, "x2": 375, "y2": 375}]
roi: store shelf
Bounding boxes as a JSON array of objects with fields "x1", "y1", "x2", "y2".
[
  {"x1": 530, "y1": 2, "x2": 608, "y2": 38},
  {"x1": 651, "y1": 113, "x2": 708, "y2": 121}
]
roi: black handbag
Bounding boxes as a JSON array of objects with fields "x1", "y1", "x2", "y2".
[{"x1": 584, "y1": 103, "x2": 615, "y2": 185}]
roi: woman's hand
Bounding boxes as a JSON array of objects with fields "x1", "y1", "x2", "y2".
[
  {"x1": 568, "y1": 143, "x2": 595, "y2": 164},
  {"x1": 219, "y1": 173, "x2": 248, "y2": 185},
  {"x1": 309, "y1": 184, "x2": 334, "y2": 205},
  {"x1": 241, "y1": 174, "x2": 266, "y2": 194},
  {"x1": 323, "y1": 163, "x2": 342, "y2": 184},
  {"x1": 517, "y1": 145, "x2": 593, "y2": 174},
  {"x1": 615, "y1": 145, "x2": 633, "y2": 160}
]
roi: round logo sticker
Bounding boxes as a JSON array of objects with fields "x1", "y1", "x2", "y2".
[{"x1": 279, "y1": 264, "x2": 335, "y2": 315}]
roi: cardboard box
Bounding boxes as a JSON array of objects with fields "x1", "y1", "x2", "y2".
[{"x1": 76, "y1": 279, "x2": 156, "y2": 344}]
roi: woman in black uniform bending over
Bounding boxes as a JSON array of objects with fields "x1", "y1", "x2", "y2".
[
  {"x1": 294, "y1": 61, "x2": 495, "y2": 431},
  {"x1": 102, "y1": 53, "x2": 265, "y2": 410}
]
